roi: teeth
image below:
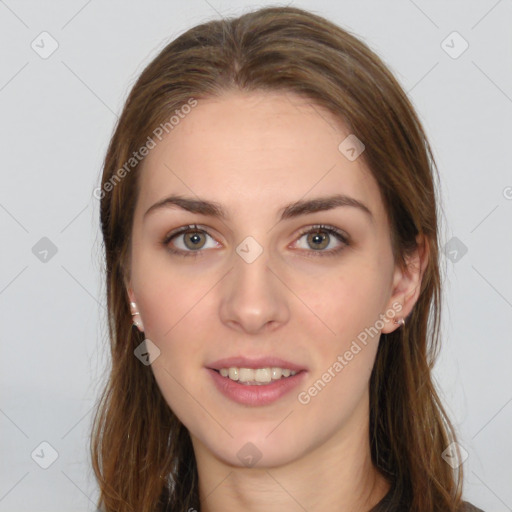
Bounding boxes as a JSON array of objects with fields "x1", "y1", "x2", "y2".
[
  {"x1": 256, "y1": 368, "x2": 274, "y2": 382},
  {"x1": 218, "y1": 367, "x2": 297, "y2": 384}
]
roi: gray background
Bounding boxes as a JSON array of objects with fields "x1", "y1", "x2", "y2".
[{"x1": 0, "y1": 1, "x2": 511, "y2": 510}]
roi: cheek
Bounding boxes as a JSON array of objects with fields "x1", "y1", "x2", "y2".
[
  {"x1": 130, "y1": 243, "x2": 231, "y2": 395},
  {"x1": 131, "y1": 250, "x2": 207, "y2": 340},
  {"x1": 140, "y1": 294, "x2": 211, "y2": 424},
  {"x1": 296, "y1": 271, "x2": 385, "y2": 423},
  {"x1": 296, "y1": 346, "x2": 376, "y2": 444},
  {"x1": 298, "y1": 259, "x2": 391, "y2": 341}
]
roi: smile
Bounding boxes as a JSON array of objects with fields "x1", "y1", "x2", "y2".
[
  {"x1": 217, "y1": 366, "x2": 297, "y2": 384},
  {"x1": 208, "y1": 368, "x2": 307, "y2": 406}
]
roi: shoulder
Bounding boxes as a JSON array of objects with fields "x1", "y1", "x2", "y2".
[{"x1": 460, "y1": 501, "x2": 485, "y2": 512}]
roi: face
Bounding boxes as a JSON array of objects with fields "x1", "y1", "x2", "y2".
[{"x1": 127, "y1": 90, "x2": 414, "y2": 469}]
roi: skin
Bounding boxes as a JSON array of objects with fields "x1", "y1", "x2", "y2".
[{"x1": 126, "y1": 90, "x2": 428, "y2": 512}]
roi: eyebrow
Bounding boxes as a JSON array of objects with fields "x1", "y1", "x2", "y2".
[{"x1": 143, "y1": 193, "x2": 373, "y2": 223}]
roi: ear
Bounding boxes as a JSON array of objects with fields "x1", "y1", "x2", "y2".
[
  {"x1": 125, "y1": 281, "x2": 145, "y2": 332},
  {"x1": 126, "y1": 284, "x2": 136, "y2": 304},
  {"x1": 381, "y1": 234, "x2": 429, "y2": 334},
  {"x1": 124, "y1": 273, "x2": 136, "y2": 303}
]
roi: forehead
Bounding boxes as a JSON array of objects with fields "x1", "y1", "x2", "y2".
[{"x1": 136, "y1": 90, "x2": 385, "y2": 223}]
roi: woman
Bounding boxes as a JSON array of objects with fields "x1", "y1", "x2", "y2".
[{"x1": 91, "y1": 6, "x2": 485, "y2": 512}]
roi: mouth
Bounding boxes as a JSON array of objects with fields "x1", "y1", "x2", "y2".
[
  {"x1": 206, "y1": 357, "x2": 308, "y2": 406},
  {"x1": 210, "y1": 366, "x2": 302, "y2": 385}
]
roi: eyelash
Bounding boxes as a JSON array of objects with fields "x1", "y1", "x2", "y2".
[{"x1": 161, "y1": 224, "x2": 350, "y2": 259}]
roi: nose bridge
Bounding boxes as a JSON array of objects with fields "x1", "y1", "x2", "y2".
[
  {"x1": 219, "y1": 235, "x2": 289, "y2": 333},
  {"x1": 233, "y1": 240, "x2": 272, "y2": 290}
]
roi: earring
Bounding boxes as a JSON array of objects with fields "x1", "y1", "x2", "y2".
[
  {"x1": 393, "y1": 317, "x2": 405, "y2": 327},
  {"x1": 130, "y1": 302, "x2": 144, "y2": 331}
]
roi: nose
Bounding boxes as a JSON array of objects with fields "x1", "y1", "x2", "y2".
[{"x1": 219, "y1": 245, "x2": 290, "y2": 335}]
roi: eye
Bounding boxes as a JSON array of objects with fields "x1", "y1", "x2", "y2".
[
  {"x1": 162, "y1": 224, "x2": 219, "y2": 258},
  {"x1": 293, "y1": 224, "x2": 349, "y2": 257},
  {"x1": 162, "y1": 223, "x2": 350, "y2": 258}
]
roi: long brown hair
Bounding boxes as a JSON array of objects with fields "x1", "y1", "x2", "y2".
[{"x1": 91, "y1": 6, "x2": 466, "y2": 511}]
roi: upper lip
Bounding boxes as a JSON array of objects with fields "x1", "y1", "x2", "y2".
[{"x1": 207, "y1": 356, "x2": 307, "y2": 372}]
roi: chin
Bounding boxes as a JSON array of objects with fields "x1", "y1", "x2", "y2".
[{"x1": 210, "y1": 433, "x2": 302, "y2": 469}]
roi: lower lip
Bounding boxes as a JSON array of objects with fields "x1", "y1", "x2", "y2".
[{"x1": 207, "y1": 368, "x2": 307, "y2": 406}]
